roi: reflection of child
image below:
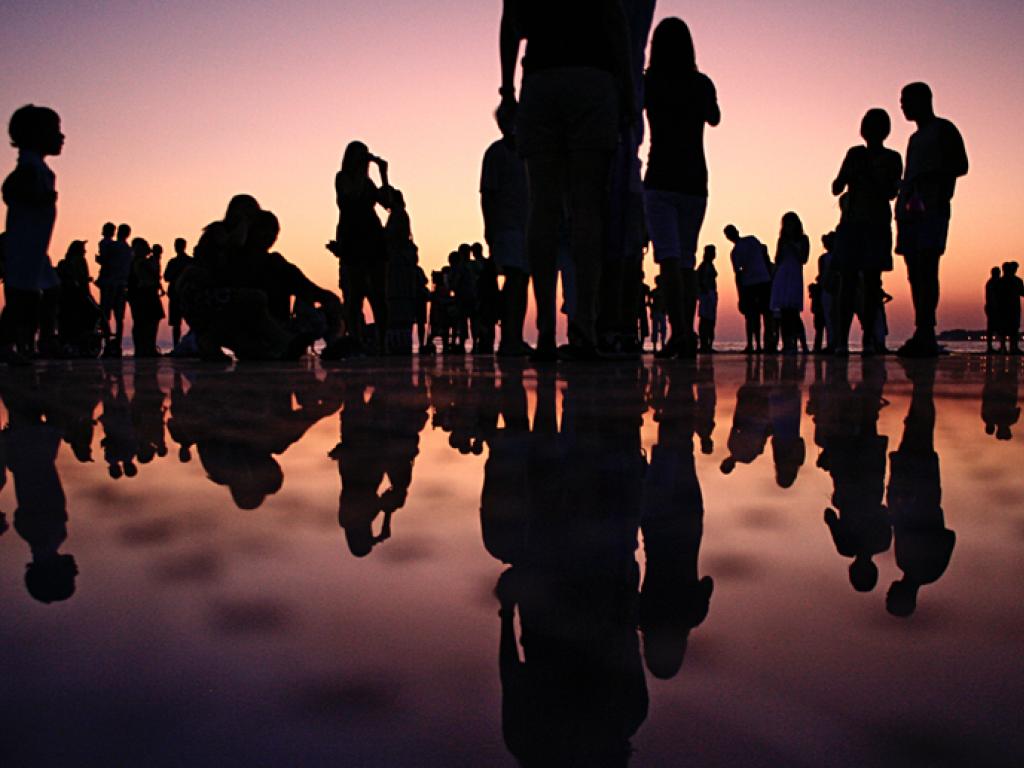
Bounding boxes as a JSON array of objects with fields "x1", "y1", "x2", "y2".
[{"x1": 2, "y1": 104, "x2": 64, "y2": 359}]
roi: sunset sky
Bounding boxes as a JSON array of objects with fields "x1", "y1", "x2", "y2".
[{"x1": 3, "y1": 0, "x2": 1022, "y2": 341}]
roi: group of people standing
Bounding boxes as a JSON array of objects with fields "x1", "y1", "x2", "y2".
[{"x1": 0, "y1": 2, "x2": 971, "y2": 363}]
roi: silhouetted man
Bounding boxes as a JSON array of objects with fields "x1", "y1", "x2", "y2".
[
  {"x1": 97, "y1": 223, "x2": 133, "y2": 358},
  {"x1": 725, "y1": 224, "x2": 772, "y2": 353},
  {"x1": 886, "y1": 361, "x2": 955, "y2": 616},
  {"x1": 499, "y1": 0, "x2": 634, "y2": 360},
  {"x1": 163, "y1": 237, "x2": 193, "y2": 347},
  {"x1": 895, "y1": 83, "x2": 968, "y2": 357}
]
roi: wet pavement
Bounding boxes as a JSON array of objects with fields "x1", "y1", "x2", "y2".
[{"x1": 1, "y1": 355, "x2": 1022, "y2": 767}]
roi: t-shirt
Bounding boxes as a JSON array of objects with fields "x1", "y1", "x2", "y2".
[
  {"x1": 163, "y1": 254, "x2": 193, "y2": 299},
  {"x1": 2, "y1": 150, "x2": 59, "y2": 292},
  {"x1": 97, "y1": 239, "x2": 133, "y2": 287},
  {"x1": 516, "y1": 0, "x2": 617, "y2": 75},
  {"x1": 481, "y1": 138, "x2": 528, "y2": 235},
  {"x1": 902, "y1": 117, "x2": 968, "y2": 218},
  {"x1": 835, "y1": 145, "x2": 903, "y2": 227},
  {"x1": 644, "y1": 70, "x2": 719, "y2": 196},
  {"x1": 730, "y1": 236, "x2": 771, "y2": 287}
]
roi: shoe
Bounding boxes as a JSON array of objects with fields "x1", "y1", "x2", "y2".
[
  {"x1": 530, "y1": 335, "x2": 558, "y2": 363},
  {"x1": 896, "y1": 336, "x2": 939, "y2": 358}
]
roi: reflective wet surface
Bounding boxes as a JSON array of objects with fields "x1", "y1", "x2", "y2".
[{"x1": 1, "y1": 356, "x2": 1022, "y2": 767}]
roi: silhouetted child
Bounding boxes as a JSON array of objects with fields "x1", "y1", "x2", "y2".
[
  {"x1": 128, "y1": 237, "x2": 164, "y2": 357},
  {"x1": 1, "y1": 104, "x2": 64, "y2": 362},
  {"x1": 163, "y1": 237, "x2": 193, "y2": 347},
  {"x1": 697, "y1": 245, "x2": 718, "y2": 352}
]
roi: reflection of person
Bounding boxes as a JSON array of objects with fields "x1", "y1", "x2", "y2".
[
  {"x1": 981, "y1": 355, "x2": 1020, "y2": 441},
  {"x1": 640, "y1": 365, "x2": 713, "y2": 679},
  {"x1": 493, "y1": 368, "x2": 648, "y2": 765},
  {"x1": 895, "y1": 83, "x2": 968, "y2": 358},
  {"x1": 768, "y1": 357, "x2": 806, "y2": 488},
  {"x1": 886, "y1": 361, "x2": 955, "y2": 616},
  {"x1": 819, "y1": 360, "x2": 892, "y2": 592},
  {"x1": 721, "y1": 358, "x2": 771, "y2": 473},
  {"x1": 3, "y1": 392, "x2": 77, "y2": 603}
]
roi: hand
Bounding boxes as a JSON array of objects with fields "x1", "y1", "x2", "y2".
[
  {"x1": 374, "y1": 157, "x2": 389, "y2": 174},
  {"x1": 496, "y1": 94, "x2": 518, "y2": 130}
]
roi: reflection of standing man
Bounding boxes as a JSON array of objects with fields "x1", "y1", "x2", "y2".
[
  {"x1": 895, "y1": 83, "x2": 968, "y2": 358},
  {"x1": 886, "y1": 361, "x2": 955, "y2": 617}
]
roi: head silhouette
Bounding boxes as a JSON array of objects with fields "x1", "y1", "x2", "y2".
[
  {"x1": 861, "y1": 108, "x2": 891, "y2": 146},
  {"x1": 849, "y1": 555, "x2": 879, "y2": 593},
  {"x1": 649, "y1": 17, "x2": 696, "y2": 74},
  {"x1": 223, "y1": 194, "x2": 260, "y2": 228},
  {"x1": 102, "y1": 221, "x2": 116, "y2": 238},
  {"x1": 341, "y1": 141, "x2": 371, "y2": 176},
  {"x1": 152, "y1": 243, "x2": 163, "y2": 259},
  {"x1": 66, "y1": 240, "x2": 87, "y2": 260},
  {"x1": 249, "y1": 210, "x2": 281, "y2": 252},
  {"x1": 1005, "y1": 261, "x2": 1019, "y2": 277},
  {"x1": 174, "y1": 237, "x2": 187, "y2": 254},
  {"x1": 991, "y1": 267, "x2": 1001, "y2": 279},
  {"x1": 25, "y1": 553, "x2": 78, "y2": 604},
  {"x1": 9, "y1": 104, "x2": 64, "y2": 155},
  {"x1": 900, "y1": 82, "x2": 934, "y2": 122},
  {"x1": 822, "y1": 231, "x2": 836, "y2": 251},
  {"x1": 886, "y1": 579, "x2": 919, "y2": 617},
  {"x1": 131, "y1": 237, "x2": 151, "y2": 258},
  {"x1": 723, "y1": 225, "x2": 739, "y2": 243},
  {"x1": 780, "y1": 211, "x2": 804, "y2": 240},
  {"x1": 116, "y1": 223, "x2": 131, "y2": 241}
]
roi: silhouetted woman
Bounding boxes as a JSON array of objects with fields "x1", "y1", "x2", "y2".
[
  {"x1": 643, "y1": 17, "x2": 720, "y2": 359},
  {"x1": 128, "y1": 237, "x2": 164, "y2": 357},
  {"x1": 832, "y1": 109, "x2": 902, "y2": 355},
  {"x1": 770, "y1": 212, "x2": 810, "y2": 353},
  {"x1": 331, "y1": 141, "x2": 391, "y2": 353},
  {"x1": 499, "y1": 0, "x2": 633, "y2": 359}
]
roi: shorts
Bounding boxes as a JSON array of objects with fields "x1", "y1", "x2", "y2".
[
  {"x1": 490, "y1": 229, "x2": 528, "y2": 273},
  {"x1": 739, "y1": 282, "x2": 771, "y2": 316},
  {"x1": 644, "y1": 190, "x2": 708, "y2": 268},
  {"x1": 168, "y1": 299, "x2": 183, "y2": 326},
  {"x1": 835, "y1": 221, "x2": 893, "y2": 272},
  {"x1": 896, "y1": 210, "x2": 950, "y2": 257},
  {"x1": 517, "y1": 67, "x2": 619, "y2": 158}
]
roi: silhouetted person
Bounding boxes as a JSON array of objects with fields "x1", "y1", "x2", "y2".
[
  {"x1": 470, "y1": 241, "x2": 500, "y2": 355},
  {"x1": 819, "y1": 360, "x2": 892, "y2": 591},
  {"x1": 499, "y1": 0, "x2": 633, "y2": 360},
  {"x1": 97, "y1": 223, "x2": 133, "y2": 358},
  {"x1": 2, "y1": 388, "x2": 77, "y2": 603},
  {"x1": 725, "y1": 225, "x2": 773, "y2": 353},
  {"x1": 769, "y1": 213, "x2": 810, "y2": 354},
  {"x1": 384, "y1": 190, "x2": 420, "y2": 355},
  {"x1": 981, "y1": 355, "x2": 1020, "y2": 440},
  {"x1": 816, "y1": 231, "x2": 839, "y2": 353},
  {"x1": 55, "y1": 239, "x2": 102, "y2": 356},
  {"x1": 643, "y1": 17, "x2": 720, "y2": 359},
  {"x1": 329, "y1": 141, "x2": 391, "y2": 354},
  {"x1": 984, "y1": 267, "x2": 1002, "y2": 354},
  {"x1": 809, "y1": 278, "x2": 826, "y2": 353},
  {"x1": 596, "y1": 0, "x2": 655, "y2": 358},
  {"x1": 996, "y1": 262, "x2": 1024, "y2": 354},
  {"x1": 832, "y1": 109, "x2": 903, "y2": 355},
  {"x1": 886, "y1": 361, "x2": 955, "y2": 616},
  {"x1": 163, "y1": 237, "x2": 193, "y2": 347},
  {"x1": 895, "y1": 83, "x2": 969, "y2": 357},
  {"x1": 640, "y1": 365, "x2": 713, "y2": 680},
  {"x1": 494, "y1": 367, "x2": 648, "y2": 766},
  {"x1": 696, "y1": 245, "x2": 718, "y2": 352},
  {"x1": 1, "y1": 104, "x2": 64, "y2": 363},
  {"x1": 720, "y1": 358, "x2": 772, "y2": 473},
  {"x1": 768, "y1": 357, "x2": 806, "y2": 487},
  {"x1": 128, "y1": 237, "x2": 164, "y2": 357}
]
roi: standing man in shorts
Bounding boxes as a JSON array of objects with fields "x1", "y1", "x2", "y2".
[
  {"x1": 895, "y1": 82, "x2": 968, "y2": 358},
  {"x1": 499, "y1": 0, "x2": 634, "y2": 361},
  {"x1": 725, "y1": 225, "x2": 772, "y2": 353}
]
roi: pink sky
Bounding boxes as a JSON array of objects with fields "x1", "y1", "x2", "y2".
[{"x1": 2, "y1": 0, "x2": 1023, "y2": 340}]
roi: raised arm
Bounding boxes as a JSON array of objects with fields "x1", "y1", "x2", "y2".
[{"x1": 499, "y1": 0, "x2": 523, "y2": 105}]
